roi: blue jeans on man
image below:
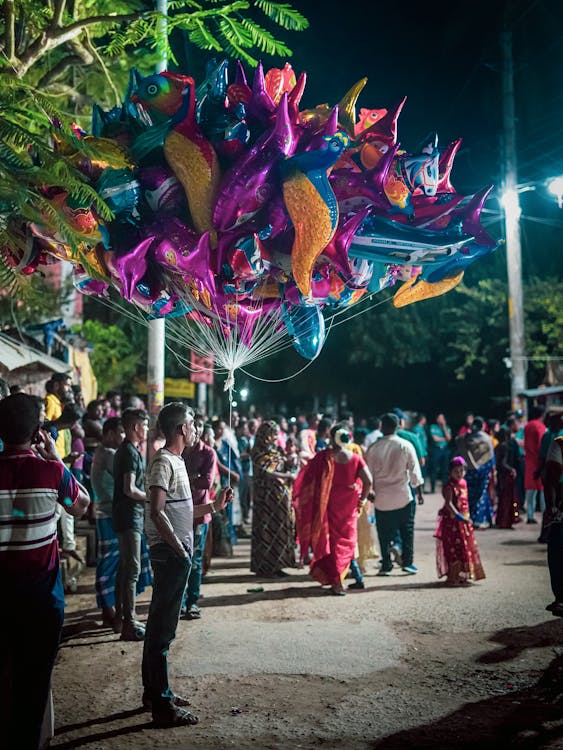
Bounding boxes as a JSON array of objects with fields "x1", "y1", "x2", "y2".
[{"x1": 142, "y1": 543, "x2": 191, "y2": 719}]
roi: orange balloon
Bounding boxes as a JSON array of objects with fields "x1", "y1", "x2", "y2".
[{"x1": 393, "y1": 272, "x2": 464, "y2": 308}]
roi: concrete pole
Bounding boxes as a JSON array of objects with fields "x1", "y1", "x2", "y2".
[
  {"x1": 146, "y1": 0, "x2": 168, "y2": 447},
  {"x1": 501, "y1": 30, "x2": 527, "y2": 414}
]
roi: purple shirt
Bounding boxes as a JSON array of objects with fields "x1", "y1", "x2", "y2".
[{"x1": 183, "y1": 440, "x2": 217, "y2": 526}]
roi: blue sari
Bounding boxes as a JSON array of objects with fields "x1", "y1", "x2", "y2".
[{"x1": 467, "y1": 459, "x2": 495, "y2": 526}]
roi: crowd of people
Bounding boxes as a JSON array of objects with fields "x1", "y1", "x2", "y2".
[{"x1": 1, "y1": 377, "x2": 562, "y2": 748}]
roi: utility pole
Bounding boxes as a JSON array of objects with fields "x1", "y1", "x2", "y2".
[
  {"x1": 147, "y1": 0, "x2": 168, "y2": 449},
  {"x1": 501, "y1": 29, "x2": 527, "y2": 414}
]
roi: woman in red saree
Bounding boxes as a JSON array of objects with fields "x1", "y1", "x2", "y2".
[
  {"x1": 293, "y1": 424, "x2": 372, "y2": 595},
  {"x1": 435, "y1": 456, "x2": 486, "y2": 585}
]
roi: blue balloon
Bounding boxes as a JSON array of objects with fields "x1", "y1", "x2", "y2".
[
  {"x1": 282, "y1": 303, "x2": 325, "y2": 360},
  {"x1": 96, "y1": 168, "x2": 140, "y2": 218}
]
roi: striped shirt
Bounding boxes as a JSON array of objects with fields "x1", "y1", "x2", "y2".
[{"x1": 0, "y1": 449, "x2": 80, "y2": 585}]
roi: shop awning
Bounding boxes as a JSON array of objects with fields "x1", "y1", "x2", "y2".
[{"x1": 0, "y1": 332, "x2": 71, "y2": 376}]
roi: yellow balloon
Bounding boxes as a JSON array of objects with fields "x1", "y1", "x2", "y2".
[
  {"x1": 164, "y1": 130, "x2": 220, "y2": 238},
  {"x1": 284, "y1": 171, "x2": 337, "y2": 297},
  {"x1": 393, "y1": 271, "x2": 464, "y2": 308}
]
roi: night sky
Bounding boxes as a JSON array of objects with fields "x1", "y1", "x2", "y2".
[
  {"x1": 172, "y1": 1, "x2": 563, "y2": 416},
  {"x1": 233, "y1": 1, "x2": 563, "y2": 415},
  {"x1": 287, "y1": 1, "x2": 563, "y2": 197}
]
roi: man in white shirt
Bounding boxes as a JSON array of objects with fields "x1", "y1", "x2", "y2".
[
  {"x1": 365, "y1": 413, "x2": 424, "y2": 576},
  {"x1": 364, "y1": 416, "x2": 383, "y2": 449},
  {"x1": 142, "y1": 402, "x2": 232, "y2": 727}
]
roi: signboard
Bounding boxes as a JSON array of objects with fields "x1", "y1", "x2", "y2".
[
  {"x1": 190, "y1": 351, "x2": 214, "y2": 385},
  {"x1": 135, "y1": 378, "x2": 195, "y2": 400}
]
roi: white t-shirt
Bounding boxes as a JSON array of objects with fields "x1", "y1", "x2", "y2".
[
  {"x1": 365, "y1": 434, "x2": 423, "y2": 511},
  {"x1": 145, "y1": 448, "x2": 194, "y2": 554}
]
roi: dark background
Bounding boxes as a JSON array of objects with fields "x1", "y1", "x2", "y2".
[{"x1": 165, "y1": 1, "x2": 563, "y2": 422}]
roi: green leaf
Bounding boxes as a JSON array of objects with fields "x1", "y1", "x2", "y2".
[
  {"x1": 239, "y1": 18, "x2": 293, "y2": 56},
  {"x1": 188, "y1": 20, "x2": 224, "y2": 51},
  {"x1": 254, "y1": 1, "x2": 309, "y2": 30}
]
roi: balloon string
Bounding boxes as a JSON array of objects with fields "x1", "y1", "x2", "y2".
[
  {"x1": 226, "y1": 368, "x2": 234, "y2": 491},
  {"x1": 239, "y1": 293, "x2": 393, "y2": 384}
]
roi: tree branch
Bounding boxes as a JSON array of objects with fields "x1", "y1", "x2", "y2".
[
  {"x1": 36, "y1": 55, "x2": 83, "y2": 88},
  {"x1": 3, "y1": 0, "x2": 16, "y2": 62},
  {"x1": 17, "y1": 13, "x2": 141, "y2": 77},
  {"x1": 52, "y1": 0, "x2": 67, "y2": 29},
  {"x1": 40, "y1": 82, "x2": 90, "y2": 108},
  {"x1": 50, "y1": 13, "x2": 141, "y2": 42}
]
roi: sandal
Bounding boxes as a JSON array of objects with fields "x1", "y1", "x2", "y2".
[
  {"x1": 143, "y1": 693, "x2": 191, "y2": 710},
  {"x1": 330, "y1": 586, "x2": 346, "y2": 596},
  {"x1": 153, "y1": 706, "x2": 199, "y2": 727}
]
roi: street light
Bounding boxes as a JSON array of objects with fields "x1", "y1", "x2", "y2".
[
  {"x1": 548, "y1": 176, "x2": 563, "y2": 208},
  {"x1": 240, "y1": 387, "x2": 249, "y2": 402}
]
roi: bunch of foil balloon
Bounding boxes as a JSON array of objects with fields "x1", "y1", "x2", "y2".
[{"x1": 5, "y1": 59, "x2": 497, "y2": 365}]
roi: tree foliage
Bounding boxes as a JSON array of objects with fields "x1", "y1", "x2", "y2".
[
  {"x1": 1, "y1": 1, "x2": 308, "y2": 108},
  {"x1": 346, "y1": 277, "x2": 563, "y2": 386},
  {"x1": 0, "y1": 271, "x2": 67, "y2": 326},
  {"x1": 79, "y1": 318, "x2": 139, "y2": 393},
  {"x1": 0, "y1": 0, "x2": 308, "y2": 315}
]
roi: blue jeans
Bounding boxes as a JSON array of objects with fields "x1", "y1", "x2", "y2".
[
  {"x1": 184, "y1": 523, "x2": 209, "y2": 609},
  {"x1": 392, "y1": 498, "x2": 416, "y2": 553},
  {"x1": 225, "y1": 495, "x2": 238, "y2": 545},
  {"x1": 349, "y1": 558, "x2": 363, "y2": 583},
  {"x1": 142, "y1": 543, "x2": 191, "y2": 716},
  {"x1": 525, "y1": 489, "x2": 545, "y2": 520},
  {"x1": 547, "y1": 523, "x2": 563, "y2": 602}
]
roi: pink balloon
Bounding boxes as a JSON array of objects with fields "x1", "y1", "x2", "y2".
[{"x1": 111, "y1": 238, "x2": 152, "y2": 301}]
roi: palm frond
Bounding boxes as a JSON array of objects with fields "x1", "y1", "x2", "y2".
[
  {"x1": 187, "y1": 21, "x2": 224, "y2": 51},
  {"x1": 239, "y1": 18, "x2": 293, "y2": 57},
  {"x1": 218, "y1": 17, "x2": 254, "y2": 48},
  {"x1": 254, "y1": 1, "x2": 309, "y2": 30}
]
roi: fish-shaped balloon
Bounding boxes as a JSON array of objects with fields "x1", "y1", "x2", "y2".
[{"x1": 283, "y1": 132, "x2": 350, "y2": 296}]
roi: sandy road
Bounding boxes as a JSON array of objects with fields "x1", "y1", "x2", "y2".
[{"x1": 51, "y1": 491, "x2": 563, "y2": 749}]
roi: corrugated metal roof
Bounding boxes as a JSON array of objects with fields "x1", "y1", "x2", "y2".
[
  {"x1": 0, "y1": 333, "x2": 71, "y2": 375},
  {"x1": 519, "y1": 385, "x2": 563, "y2": 398}
]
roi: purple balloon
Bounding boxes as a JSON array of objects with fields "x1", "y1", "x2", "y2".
[
  {"x1": 111, "y1": 238, "x2": 152, "y2": 301},
  {"x1": 330, "y1": 143, "x2": 398, "y2": 213},
  {"x1": 137, "y1": 165, "x2": 187, "y2": 215},
  {"x1": 149, "y1": 217, "x2": 199, "y2": 273},
  {"x1": 245, "y1": 62, "x2": 276, "y2": 125},
  {"x1": 213, "y1": 93, "x2": 298, "y2": 232},
  {"x1": 73, "y1": 268, "x2": 110, "y2": 297},
  {"x1": 320, "y1": 207, "x2": 370, "y2": 279}
]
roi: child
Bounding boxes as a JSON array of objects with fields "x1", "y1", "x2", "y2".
[
  {"x1": 434, "y1": 456, "x2": 486, "y2": 585},
  {"x1": 284, "y1": 435, "x2": 301, "y2": 477}
]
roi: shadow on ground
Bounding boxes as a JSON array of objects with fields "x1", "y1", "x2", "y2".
[
  {"x1": 53, "y1": 707, "x2": 152, "y2": 748},
  {"x1": 372, "y1": 651, "x2": 563, "y2": 750},
  {"x1": 477, "y1": 618, "x2": 563, "y2": 664}
]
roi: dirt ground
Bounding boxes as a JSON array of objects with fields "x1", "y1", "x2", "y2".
[{"x1": 51, "y1": 491, "x2": 563, "y2": 750}]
